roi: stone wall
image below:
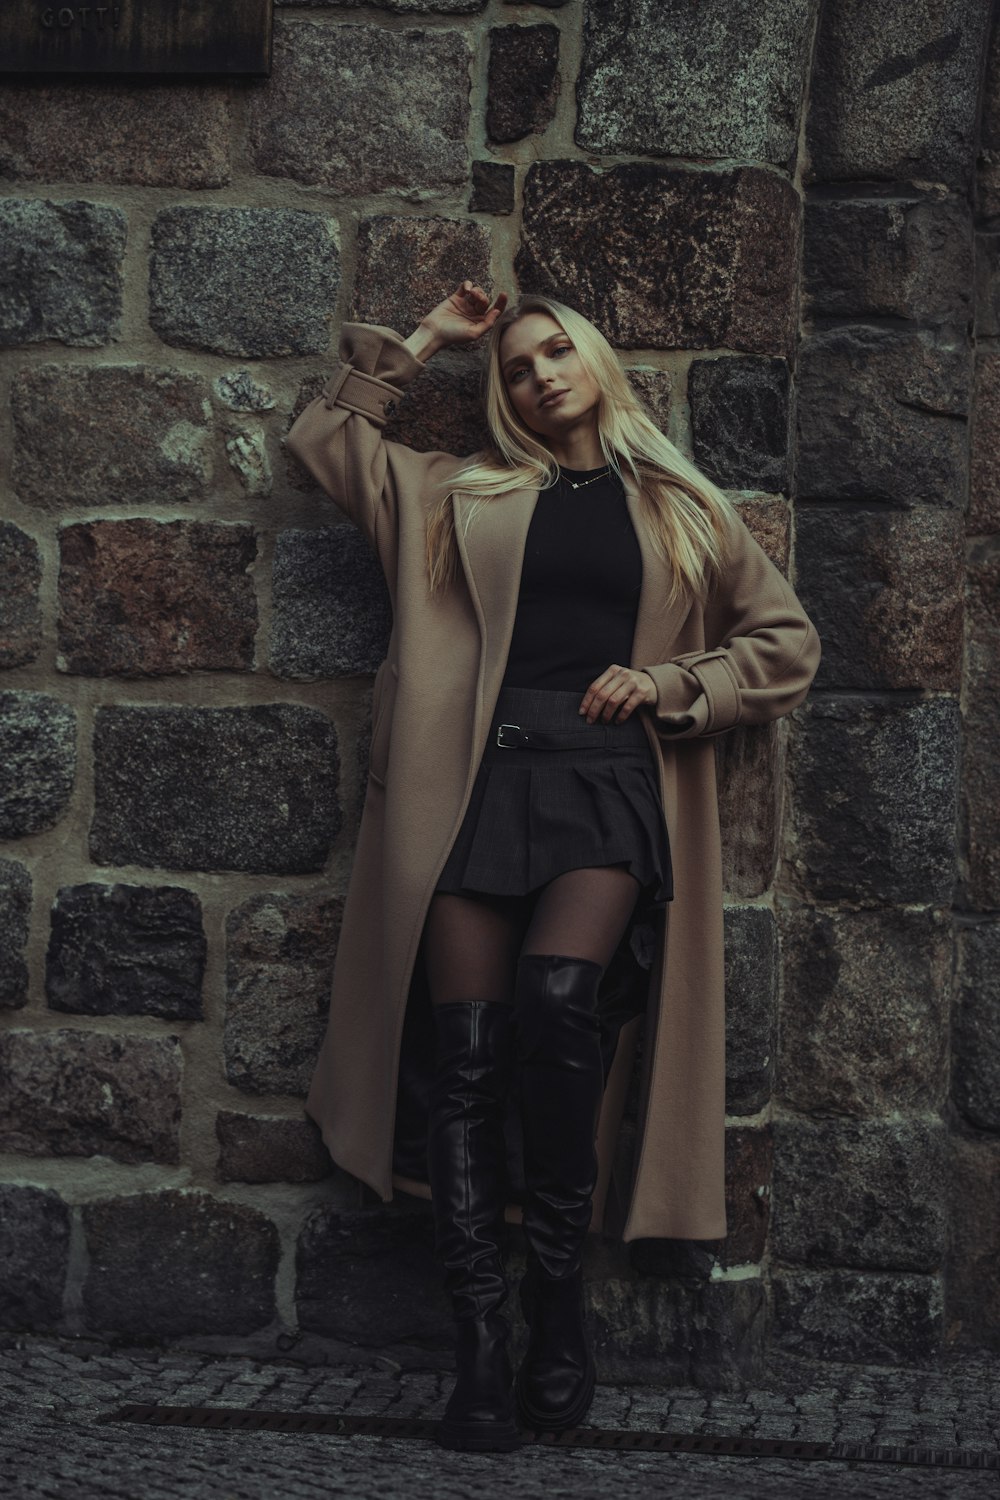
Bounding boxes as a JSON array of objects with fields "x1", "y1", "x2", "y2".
[{"x1": 0, "y1": 0, "x2": 997, "y2": 1384}]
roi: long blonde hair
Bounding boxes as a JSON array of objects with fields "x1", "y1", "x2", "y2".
[{"x1": 424, "y1": 293, "x2": 738, "y2": 609}]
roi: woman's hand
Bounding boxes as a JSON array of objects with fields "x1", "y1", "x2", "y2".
[
  {"x1": 418, "y1": 281, "x2": 509, "y2": 349},
  {"x1": 579, "y1": 666, "x2": 658, "y2": 724}
]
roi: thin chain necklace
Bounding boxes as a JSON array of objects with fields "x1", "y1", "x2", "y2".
[{"x1": 557, "y1": 465, "x2": 613, "y2": 490}]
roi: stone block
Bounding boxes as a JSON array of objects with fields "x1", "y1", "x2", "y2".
[
  {"x1": 350, "y1": 216, "x2": 493, "y2": 340},
  {"x1": 590, "y1": 1274, "x2": 766, "y2": 1388},
  {"x1": 0, "y1": 198, "x2": 124, "y2": 348},
  {"x1": 487, "y1": 24, "x2": 559, "y2": 143},
  {"x1": 0, "y1": 1029, "x2": 182, "y2": 1164},
  {"x1": 964, "y1": 537, "x2": 1000, "y2": 909},
  {"x1": 57, "y1": 519, "x2": 258, "y2": 675},
  {"x1": 90, "y1": 705, "x2": 341, "y2": 873},
  {"x1": 270, "y1": 527, "x2": 391, "y2": 679},
  {"x1": 624, "y1": 367, "x2": 673, "y2": 432},
  {"x1": 771, "y1": 1115, "x2": 947, "y2": 1271},
  {"x1": 224, "y1": 890, "x2": 342, "y2": 1095},
  {"x1": 0, "y1": 860, "x2": 31, "y2": 1010},
  {"x1": 803, "y1": 194, "x2": 973, "y2": 323},
  {"x1": 794, "y1": 504, "x2": 964, "y2": 691},
  {"x1": 470, "y1": 161, "x2": 515, "y2": 215},
  {"x1": 0, "y1": 1185, "x2": 70, "y2": 1331},
  {"x1": 724, "y1": 904, "x2": 779, "y2": 1116},
  {"x1": 0, "y1": 80, "x2": 230, "y2": 187},
  {"x1": 10, "y1": 364, "x2": 214, "y2": 511},
  {"x1": 787, "y1": 696, "x2": 960, "y2": 905},
  {"x1": 149, "y1": 205, "x2": 341, "y2": 358},
  {"x1": 576, "y1": 0, "x2": 813, "y2": 170},
  {"x1": 970, "y1": 352, "x2": 1000, "y2": 534},
  {"x1": 805, "y1": 0, "x2": 991, "y2": 189},
  {"x1": 0, "y1": 522, "x2": 41, "y2": 668},
  {"x1": 296, "y1": 1204, "x2": 449, "y2": 1348},
  {"x1": 0, "y1": 691, "x2": 76, "y2": 839},
  {"x1": 216, "y1": 1111, "x2": 334, "y2": 1183},
  {"x1": 689, "y1": 356, "x2": 790, "y2": 492},
  {"x1": 247, "y1": 22, "x2": 471, "y2": 197},
  {"x1": 771, "y1": 1267, "x2": 942, "y2": 1363},
  {"x1": 82, "y1": 1189, "x2": 279, "y2": 1336},
  {"x1": 944, "y1": 1134, "x2": 1000, "y2": 1350},
  {"x1": 516, "y1": 160, "x2": 799, "y2": 355},
  {"x1": 953, "y1": 921, "x2": 1000, "y2": 1129},
  {"x1": 45, "y1": 883, "x2": 206, "y2": 1021},
  {"x1": 796, "y1": 326, "x2": 970, "y2": 506},
  {"x1": 778, "y1": 906, "x2": 950, "y2": 1116}
]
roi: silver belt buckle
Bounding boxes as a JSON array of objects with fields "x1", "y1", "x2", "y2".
[{"x1": 496, "y1": 722, "x2": 522, "y2": 748}]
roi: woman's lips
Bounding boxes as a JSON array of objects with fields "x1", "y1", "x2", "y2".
[{"x1": 538, "y1": 389, "x2": 569, "y2": 409}]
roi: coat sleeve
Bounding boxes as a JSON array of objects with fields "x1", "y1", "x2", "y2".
[
  {"x1": 637, "y1": 510, "x2": 821, "y2": 739},
  {"x1": 283, "y1": 322, "x2": 461, "y2": 554}
]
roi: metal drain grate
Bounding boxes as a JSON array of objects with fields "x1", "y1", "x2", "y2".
[{"x1": 97, "y1": 1404, "x2": 1000, "y2": 1469}]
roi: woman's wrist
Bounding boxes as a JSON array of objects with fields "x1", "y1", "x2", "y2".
[{"x1": 403, "y1": 322, "x2": 446, "y2": 363}]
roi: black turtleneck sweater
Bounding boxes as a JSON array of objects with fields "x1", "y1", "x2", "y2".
[{"x1": 499, "y1": 463, "x2": 643, "y2": 694}]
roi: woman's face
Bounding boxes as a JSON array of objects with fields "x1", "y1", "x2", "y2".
[{"x1": 498, "y1": 312, "x2": 602, "y2": 442}]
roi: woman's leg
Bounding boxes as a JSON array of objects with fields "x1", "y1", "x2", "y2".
[{"x1": 423, "y1": 889, "x2": 528, "y2": 1007}]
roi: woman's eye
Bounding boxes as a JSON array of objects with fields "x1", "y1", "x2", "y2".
[{"x1": 553, "y1": 345, "x2": 571, "y2": 357}]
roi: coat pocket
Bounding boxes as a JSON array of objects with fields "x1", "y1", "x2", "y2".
[{"x1": 367, "y1": 658, "x2": 398, "y2": 787}]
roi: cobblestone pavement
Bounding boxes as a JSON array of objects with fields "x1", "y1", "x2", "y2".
[{"x1": 1, "y1": 1333, "x2": 998, "y2": 1500}]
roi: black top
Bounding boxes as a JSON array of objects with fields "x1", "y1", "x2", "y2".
[{"x1": 499, "y1": 463, "x2": 643, "y2": 694}]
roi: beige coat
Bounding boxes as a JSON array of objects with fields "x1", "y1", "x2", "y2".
[{"x1": 284, "y1": 323, "x2": 822, "y2": 1243}]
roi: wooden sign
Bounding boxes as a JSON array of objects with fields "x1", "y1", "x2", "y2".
[{"x1": 0, "y1": 1, "x2": 273, "y2": 76}]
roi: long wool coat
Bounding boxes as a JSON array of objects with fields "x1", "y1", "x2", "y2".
[{"x1": 284, "y1": 323, "x2": 822, "y2": 1244}]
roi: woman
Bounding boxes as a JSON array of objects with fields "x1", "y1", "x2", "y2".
[{"x1": 284, "y1": 281, "x2": 821, "y2": 1454}]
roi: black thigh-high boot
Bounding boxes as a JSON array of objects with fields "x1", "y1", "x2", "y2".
[
  {"x1": 512, "y1": 953, "x2": 605, "y2": 1433},
  {"x1": 426, "y1": 998, "x2": 525, "y2": 1452}
]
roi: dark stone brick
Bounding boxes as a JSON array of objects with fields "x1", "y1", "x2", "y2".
[
  {"x1": 0, "y1": 198, "x2": 125, "y2": 349},
  {"x1": 149, "y1": 205, "x2": 341, "y2": 359},
  {"x1": 771, "y1": 1268, "x2": 942, "y2": 1363},
  {"x1": 487, "y1": 24, "x2": 559, "y2": 144},
  {"x1": 350, "y1": 216, "x2": 493, "y2": 341},
  {"x1": 778, "y1": 906, "x2": 950, "y2": 1118},
  {"x1": 0, "y1": 860, "x2": 31, "y2": 1011},
  {"x1": 82, "y1": 1189, "x2": 279, "y2": 1337},
  {"x1": 275, "y1": 0, "x2": 486, "y2": 8},
  {"x1": 724, "y1": 904, "x2": 778, "y2": 1116},
  {"x1": 795, "y1": 504, "x2": 964, "y2": 692},
  {"x1": 215, "y1": 1110, "x2": 334, "y2": 1183},
  {"x1": 224, "y1": 890, "x2": 342, "y2": 1096},
  {"x1": 772, "y1": 1116, "x2": 947, "y2": 1271},
  {"x1": 516, "y1": 160, "x2": 799, "y2": 356},
  {"x1": 803, "y1": 194, "x2": 973, "y2": 323},
  {"x1": 297, "y1": 1205, "x2": 449, "y2": 1347},
  {"x1": 944, "y1": 1134, "x2": 1000, "y2": 1351},
  {"x1": 590, "y1": 1275, "x2": 766, "y2": 1387},
  {"x1": 0, "y1": 80, "x2": 230, "y2": 187},
  {"x1": 10, "y1": 364, "x2": 214, "y2": 511},
  {"x1": 965, "y1": 537, "x2": 1000, "y2": 908},
  {"x1": 577, "y1": 0, "x2": 813, "y2": 170},
  {"x1": 385, "y1": 348, "x2": 492, "y2": 456},
  {"x1": 247, "y1": 22, "x2": 471, "y2": 197},
  {"x1": 0, "y1": 1029, "x2": 182, "y2": 1164},
  {"x1": 45, "y1": 883, "x2": 206, "y2": 1021},
  {"x1": 788, "y1": 696, "x2": 960, "y2": 905},
  {"x1": 971, "y1": 352, "x2": 1000, "y2": 534},
  {"x1": 0, "y1": 522, "x2": 42, "y2": 668},
  {"x1": 470, "y1": 160, "x2": 515, "y2": 215},
  {"x1": 796, "y1": 326, "x2": 970, "y2": 506},
  {"x1": 57, "y1": 520, "x2": 258, "y2": 676},
  {"x1": 270, "y1": 528, "x2": 391, "y2": 679},
  {"x1": 723, "y1": 1125, "x2": 772, "y2": 1267},
  {"x1": 90, "y1": 705, "x2": 341, "y2": 874},
  {"x1": 624, "y1": 367, "x2": 673, "y2": 431},
  {"x1": 953, "y1": 922, "x2": 1000, "y2": 1130},
  {"x1": 689, "y1": 356, "x2": 790, "y2": 491},
  {"x1": 805, "y1": 0, "x2": 991, "y2": 189},
  {"x1": 0, "y1": 691, "x2": 76, "y2": 839},
  {"x1": 0, "y1": 1185, "x2": 70, "y2": 1331}
]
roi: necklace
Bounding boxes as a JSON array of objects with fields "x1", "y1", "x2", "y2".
[{"x1": 558, "y1": 465, "x2": 613, "y2": 490}]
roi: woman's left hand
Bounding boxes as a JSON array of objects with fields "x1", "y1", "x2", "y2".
[{"x1": 579, "y1": 665, "x2": 658, "y2": 724}]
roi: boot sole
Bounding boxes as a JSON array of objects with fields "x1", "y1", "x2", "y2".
[
  {"x1": 435, "y1": 1416, "x2": 527, "y2": 1452},
  {"x1": 514, "y1": 1355, "x2": 596, "y2": 1434}
]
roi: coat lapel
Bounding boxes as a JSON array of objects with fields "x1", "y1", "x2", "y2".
[{"x1": 451, "y1": 472, "x2": 691, "y2": 700}]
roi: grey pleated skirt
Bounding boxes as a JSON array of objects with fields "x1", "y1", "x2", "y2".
[{"x1": 435, "y1": 682, "x2": 673, "y2": 909}]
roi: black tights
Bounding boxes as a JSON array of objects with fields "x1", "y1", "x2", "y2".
[{"x1": 422, "y1": 865, "x2": 642, "y2": 1007}]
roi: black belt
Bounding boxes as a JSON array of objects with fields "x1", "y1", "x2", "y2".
[{"x1": 494, "y1": 720, "x2": 643, "y2": 750}]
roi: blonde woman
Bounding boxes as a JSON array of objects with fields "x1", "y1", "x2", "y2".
[{"x1": 285, "y1": 281, "x2": 821, "y2": 1453}]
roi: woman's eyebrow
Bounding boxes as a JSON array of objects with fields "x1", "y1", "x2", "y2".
[{"x1": 501, "y1": 333, "x2": 567, "y2": 373}]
